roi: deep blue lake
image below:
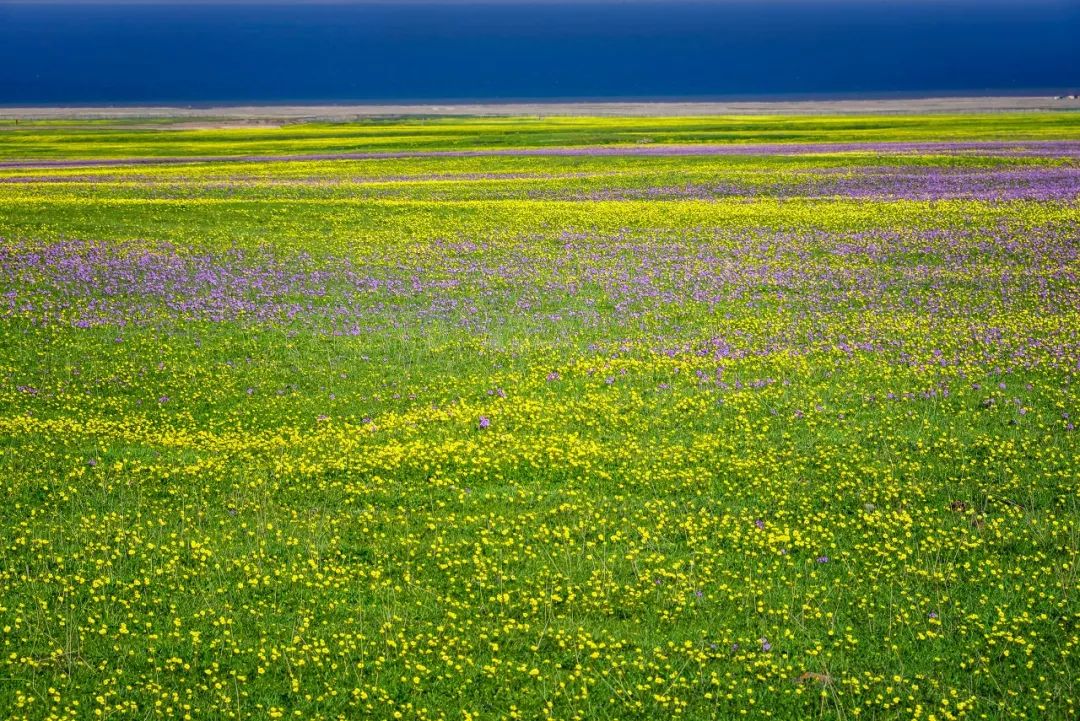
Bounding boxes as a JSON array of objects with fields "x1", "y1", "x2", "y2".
[{"x1": 2, "y1": 1, "x2": 1078, "y2": 105}]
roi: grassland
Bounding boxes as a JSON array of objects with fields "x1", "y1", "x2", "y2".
[{"x1": 1, "y1": 114, "x2": 1078, "y2": 720}]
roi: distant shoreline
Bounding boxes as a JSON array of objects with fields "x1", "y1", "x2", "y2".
[{"x1": 3, "y1": 96, "x2": 1080, "y2": 122}]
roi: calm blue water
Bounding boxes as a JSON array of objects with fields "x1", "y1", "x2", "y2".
[{"x1": 1, "y1": 1, "x2": 1078, "y2": 105}]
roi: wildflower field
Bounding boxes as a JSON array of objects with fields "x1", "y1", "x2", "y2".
[{"x1": 1, "y1": 114, "x2": 1079, "y2": 720}]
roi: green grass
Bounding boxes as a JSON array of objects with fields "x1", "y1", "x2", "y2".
[
  {"x1": 2, "y1": 113, "x2": 1079, "y2": 159},
  {"x1": 0, "y1": 115, "x2": 1077, "y2": 721}
]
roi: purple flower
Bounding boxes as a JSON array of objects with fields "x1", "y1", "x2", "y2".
[
  {"x1": 760, "y1": 638, "x2": 772, "y2": 652},
  {"x1": 928, "y1": 611, "x2": 939, "y2": 619},
  {"x1": 546, "y1": 371, "x2": 560, "y2": 382},
  {"x1": 754, "y1": 519, "x2": 765, "y2": 530},
  {"x1": 478, "y1": 415, "x2": 491, "y2": 429},
  {"x1": 816, "y1": 555, "x2": 830, "y2": 564},
  {"x1": 158, "y1": 395, "x2": 169, "y2": 404}
]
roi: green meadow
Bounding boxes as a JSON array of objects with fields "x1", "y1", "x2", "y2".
[{"x1": 1, "y1": 114, "x2": 1078, "y2": 720}]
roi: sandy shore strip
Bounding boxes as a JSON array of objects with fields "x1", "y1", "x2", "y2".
[{"x1": 3, "y1": 96, "x2": 1080, "y2": 123}]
